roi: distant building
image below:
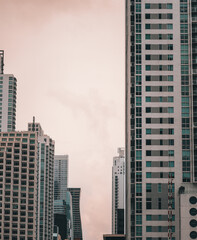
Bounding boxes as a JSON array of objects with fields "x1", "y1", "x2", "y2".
[
  {"x1": 103, "y1": 234, "x2": 126, "y2": 240},
  {"x1": 67, "y1": 188, "x2": 83, "y2": 240},
  {"x1": 0, "y1": 51, "x2": 17, "y2": 132},
  {"x1": 112, "y1": 148, "x2": 125, "y2": 234},
  {"x1": 54, "y1": 155, "x2": 68, "y2": 201},
  {"x1": 54, "y1": 155, "x2": 69, "y2": 239}
]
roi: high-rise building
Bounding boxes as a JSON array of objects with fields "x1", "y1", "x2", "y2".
[
  {"x1": 54, "y1": 155, "x2": 68, "y2": 201},
  {"x1": 0, "y1": 131, "x2": 38, "y2": 240},
  {"x1": 126, "y1": 1, "x2": 197, "y2": 239},
  {"x1": 67, "y1": 188, "x2": 83, "y2": 240},
  {"x1": 0, "y1": 51, "x2": 17, "y2": 132},
  {"x1": 28, "y1": 122, "x2": 55, "y2": 240},
  {"x1": 112, "y1": 148, "x2": 125, "y2": 234},
  {"x1": 53, "y1": 155, "x2": 68, "y2": 239}
]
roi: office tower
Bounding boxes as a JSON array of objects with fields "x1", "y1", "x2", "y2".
[
  {"x1": 28, "y1": 122, "x2": 55, "y2": 240},
  {"x1": 0, "y1": 51, "x2": 17, "y2": 132},
  {"x1": 67, "y1": 188, "x2": 83, "y2": 240},
  {"x1": 0, "y1": 131, "x2": 38, "y2": 240},
  {"x1": 112, "y1": 148, "x2": 125, "y2": 234},
  {"x1": 54, "y1": 155, "x2": 68, "y2": 201},
  {"x1": 126, "y1": 1, "x2": 197, "y2": 239}
]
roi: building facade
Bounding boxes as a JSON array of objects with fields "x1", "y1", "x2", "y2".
[
  {"x1": 126, "y1": 1, "x2": 197, "y2": 239},
  {"x1": 67, "y1": 188, "x2": 83, "y2": 240},
  {"x1": 112, "y1": 148, "x2": 125, "y2": 234},
  {"x1": 0, "y1": 131, "x2": 38, "y2": 240}
]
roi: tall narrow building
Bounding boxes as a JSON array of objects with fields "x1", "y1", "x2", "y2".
[
  {"x1": 54, "y1": 155, "x2": 69, "y2": 240},
  {"x1": 28, "y1": 122, "x2": 55, "y2": 240},
  {"x1": 0, "y1": 51, "x2": 17, "y2": 132},
  {"x1": 126, "y1": 1, "x2": 197, "y2": 239},
  {"x1": 112, "y1": 148, "x2": 125, "y2": 234},
  {"x1": 54, "y1": 155, "x2": 68, "y2": 201}
]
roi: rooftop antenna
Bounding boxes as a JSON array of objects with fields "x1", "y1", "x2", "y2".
[{"x1": 32, "y1": 116, "x2": 35, "y2": 132}]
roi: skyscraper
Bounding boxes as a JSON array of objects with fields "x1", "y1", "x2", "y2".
[
  {"x1": 54, "y1": 155, "x2": 69, "y2": 239},
  {"x1": 0, "y1": 51, "x2": 17, "y2": 132},
  {"x1": 112, "y1": 148, "x2": 125, "y2": 234},
  {"x1": 126, "y1": 1, "x2": 197, "y2": 239},
  {"x1": 54, "y1": 155, "x2": 68, "y2": 201},
  {"x1": 68, "y1": 188, "x2": 83, "y2": 240},
  {"x1": 28, "y1": 122, "x2": 55, "y2": 240},
  {"x1": 0, "y1": 131, "x2": 38, "y2": 240}
]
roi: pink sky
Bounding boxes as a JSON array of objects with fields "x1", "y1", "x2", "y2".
[{"x1": 0, "y1": 1, "x2": 125, "y2": 239}]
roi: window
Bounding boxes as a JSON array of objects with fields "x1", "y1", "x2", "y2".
[
  {"x1": 136, "y1": 215, "x2": 142, "y2": 224},
  {"x1": 136, "y1": 97, "x2": 142, "y2": 106},
  {"x1": 146, "y1": 34, "x2": 150, "y2": 40},
  {"x1": 145, "y1": 3, "x2": 150, "y2": 9},
  {"x1": 169, "y1": 161, "x2": 174, "y2": 167},
  {"x1": 146, "y1": 172, "x2": 152, "y2": 178},
  {"x1": 136, "y1": 226, "x2": 142, "y2": 236},
  {"x1": 136, "y1": 150, "x2": 142, "y2": 160},
  {"x1": 136, "y1": 183, "x2": 142, "y2": 196},
  {"x1": 136, "y1": 76, "x2": 142, "y2": 85},
  {"x1": 146, "y1": 183, "x2": 152, "y2": 192},
  {"x1": 146, "y1": 198, "x2": 152, "y2": 209},
  {"x1": 146, "y1": 161, "x2": 151, "y2": 167},
  {"x1": 146, "y1": 129, "x2": 151, "y2": 134},
  {"x1": 146, "y1": 215, "x2": 152, "y2": 221},
  {"x1": 158, "y1": 183, "x2": 162, "y2": 193},
  {"x1": 146, "y1": 226, "x2": 152, "y2": 232}
]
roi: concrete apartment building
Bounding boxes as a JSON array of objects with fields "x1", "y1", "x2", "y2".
[
  {"x1": 126, "y1": 1, "x2": 197, "y2": 239},
  {"x1": 112, "y1": 148, "x2": 125, "y2": 234}
]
